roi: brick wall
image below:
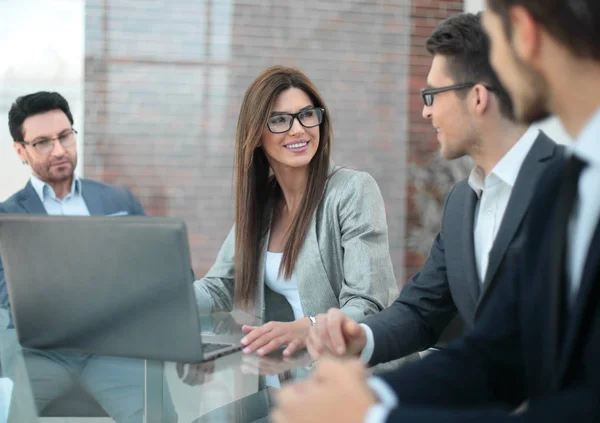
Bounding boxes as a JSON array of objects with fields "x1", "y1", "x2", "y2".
[
  {"x1": 84, "y1": 0, "x2": 412, "y2": 283},
  {"x1": 84, "y1": 0, "x2": 467, "y2": 287},
  {"x1": 404, "y1": 0, "x2": 465, "y2": 280}
]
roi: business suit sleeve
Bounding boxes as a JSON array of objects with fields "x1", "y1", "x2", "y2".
[
  {"x1": 193, "y1": 226, "x2": 236, "y2": 313},
  {"x1": 374, "y1": 256, "x2": 599, "y2": 422},
  {"x1": 365, "y1": 187, "x2": 458, "y2": 365},
  {"x1": 336, "y1": 172, "x2": 398, "y2": 322},
  {"x1": 368, "y1": 250, "x2": 527, "y2": 422},
  {"x1": 125, "y1": 188, "x2": 147, "y2": 216}
]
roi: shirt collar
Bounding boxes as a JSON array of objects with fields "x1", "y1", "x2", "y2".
[
  {"x1": 570, "y1": 107, "x2": 600, "y2": 167},
  {"x1": 468, "y1": 127, "x2": 539, "y2": 198},
  {"x1": 492, "y1": 126, "x2": 539, "y2": 186},
  {"x1": 467, "y1": 166, "x2": 486, "y2": 198},
  {"x1": 30, "y1": 174, "x2": 82, "y2": 201}
]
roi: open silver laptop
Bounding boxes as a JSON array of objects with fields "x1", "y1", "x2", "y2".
[{"x1": 0, "y1": 214, "x2": 242, "y2": 363}]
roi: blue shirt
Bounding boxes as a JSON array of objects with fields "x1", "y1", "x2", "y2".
[{"x1": 30, "y1": 174, "x2": 90, "y2": 217}]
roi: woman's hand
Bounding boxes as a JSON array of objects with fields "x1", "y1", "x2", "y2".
[{"x1": 240, "y1": 318, "x2": 311, "y2": 357}]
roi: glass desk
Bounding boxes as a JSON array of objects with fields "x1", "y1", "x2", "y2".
[{"x1": 0, "y1": 311, "x2": 316, "y2": 423}]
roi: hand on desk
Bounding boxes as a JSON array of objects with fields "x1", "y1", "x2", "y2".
[
  {"x1": 272, "y1": 358, "x2": 376, "y2": 423},
  {"x1": 240, "y1": 318, "x2": 311, "y2": 357},
  {"x1": 306, "y1": 308, "x2": 366, "y2": 359},
  {"x1": 176, "y1": 361, "x2": 215, "y2": 386}
]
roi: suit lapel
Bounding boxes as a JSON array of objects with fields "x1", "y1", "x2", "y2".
[
  {"x1": 19, "y1": 182, "x2": 47, "y2": 214},
  {"x1": 557, "y1": 220, "x2": 600, "y2": 383},
  {"x1": 295, "y1": 168, "x2": 340, "y2": 315},
  {"x1": 462, "y1": 188, "x2": 481, "y2": 304},
  {"x1": 478, "y1": 134, "x2": 555, "y2": 307},
  {"x1": 294, "y1": 212, "x2": 337, "y2": 316},
  {"x1": 81, "y1": 180, "x2": 105, "y2": 215}
]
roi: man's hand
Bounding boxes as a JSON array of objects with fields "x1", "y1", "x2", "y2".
[
  {"x1": 240, "y1": 318, "x2": 311, "y2": 357},
  {"x1": 306, "y1": 308, "x2": 367, "y2": 359},
  {"x1": 272, "y1": 358, "x2": 377, "y2": 423}
]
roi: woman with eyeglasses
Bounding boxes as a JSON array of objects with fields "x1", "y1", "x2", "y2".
[{"x1": 194, "y1": 65, "x2": 397, "y2": 361}]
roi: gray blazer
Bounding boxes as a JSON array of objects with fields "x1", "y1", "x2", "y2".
[
  {"x1": 194, "y1": 165, "x2": 399, "y2": 323},
  {"x1": 366, "y1": 131, "x2": 566, "y2": 365}
]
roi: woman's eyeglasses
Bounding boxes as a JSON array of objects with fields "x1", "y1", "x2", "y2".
[{"x1": 267, "y1": 107, "x2": 325, "y2": 134}]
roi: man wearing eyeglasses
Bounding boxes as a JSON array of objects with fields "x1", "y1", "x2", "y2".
[
  {"x1": 0, "y1": 92, "x2": 173, "y2": 422},
  {"x1": 307, "y1": 12, "x2": 564, "y2": 370},
  {"x1": 0, "y1": 91, "x2": 146, "y2": 327}
]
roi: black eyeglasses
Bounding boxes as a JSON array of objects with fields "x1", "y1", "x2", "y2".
[
  {"x1": 267, "y1": 107, "x2": 325, "y2": 134},
  {"x1": 19, "y1": 129, "x2": 78, "y2": 156},
  {"x1": 421, "y1": 83, "x2": 497, "y2": 107}
]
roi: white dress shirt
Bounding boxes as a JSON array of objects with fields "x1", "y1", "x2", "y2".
[
  {"x1": 361, "y1": 128, "x2": 541, "y2": 423},
  {"x1": 566, "y1": 108, "x2": 600, "y2": 308},
  {"x1": 471, "y1": 127, "x2": 538, "y2": 281},
  {"x1": 359, "y1": 127, "x2": 540, "y2": 367}
]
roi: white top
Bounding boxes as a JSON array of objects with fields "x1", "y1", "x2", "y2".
[
  {"x1": 264, "y1": 252, "x2": 304, "y2": 320},
  {"x1": 469, "y1": 127, "x2": 538, "y2": 282},
  {"x1": 566, "y1": 108, "x2": 600, "y2": 308}
]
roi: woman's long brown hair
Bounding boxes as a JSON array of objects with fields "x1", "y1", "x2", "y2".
[{"x1": 234, "y1": 65, "x2": 332, "y2": 309}]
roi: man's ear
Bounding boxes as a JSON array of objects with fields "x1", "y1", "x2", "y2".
[
  {"x1": 13, "y1": 142, "x2": 28, "y2": 165},
  {"x1": 509, "y1": 5, "x2": 542, "y2": 64},
  {"x1": 472, "y1": 84, "x2": 491, "y2": 117}
]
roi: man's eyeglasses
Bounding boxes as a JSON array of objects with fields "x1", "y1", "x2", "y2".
[
  {"x1": 421, "y1": 83, "x2": 497, "y2": 107},
  {"x1": 267, "y1": 107, "x2": 325, "y2": 134},
  {"x1": 19, "y1": 129, "x2": 78, "y2": 156}
]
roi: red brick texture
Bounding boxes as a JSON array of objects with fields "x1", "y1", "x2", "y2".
[
  {"x1": 84, "y1": 0, "x2": 463, "y2": 287},
  {"x1": 84, "y1": 0, "x2": 413, "y2": 282},
  {"x1": 404, "y1": 0, "x2": 464, "y2": 281}
]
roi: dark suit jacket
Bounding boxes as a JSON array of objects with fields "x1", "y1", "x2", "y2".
[
  {"x1": 366, "y1": 132, "x2": 565, "y2": 365},
  {"x1": 0, "y1": 179, "x2": 146, "y2": 324},
  {"x1": 378, "y1": 151, "x2": 600, "y2": 422}
]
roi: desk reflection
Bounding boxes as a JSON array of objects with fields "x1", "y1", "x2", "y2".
[
  {"x1": 1, "y1": 329, "x2": 177, "y2": 423},
  {"x1": 2, "y1": 311, "x2": 402, "y2": 422}
]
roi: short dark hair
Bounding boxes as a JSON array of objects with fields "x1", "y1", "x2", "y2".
[
  {"x1": 426, "y1": 12, "x2": 514, "y2": 120},
  {"x1": 8, "y1": 91, "x2": 74, "y2": 142},
  {"x1": 488, "y1": 0, "x2": 600, "y2": 60}
]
